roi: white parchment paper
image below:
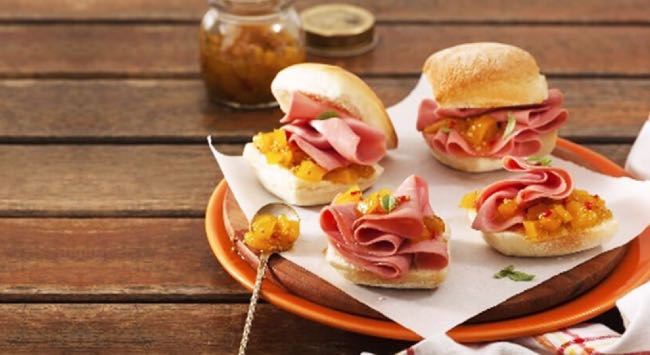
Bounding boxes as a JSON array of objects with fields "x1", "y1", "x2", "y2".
[{"x1": 209, "y1": 75, "x2": 650, "y2": 337}]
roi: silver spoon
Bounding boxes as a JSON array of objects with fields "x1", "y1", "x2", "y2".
[{"x1": 238, "y1": 202, "x2": 300, "y2": 355}]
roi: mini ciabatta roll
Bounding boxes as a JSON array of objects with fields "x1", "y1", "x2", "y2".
[
  {"x1": 418, "y1": 42, "x2": 567, "y2": 173},
  {"x1": 423, "y1": 42, "x2": 548, "y2": 109},
  {"x1": 465, "y1": 156, "x2": 617, "y2": 257},
  {"x1": 320, "y1": 175, "x2": 450, "y2": 289},
  {"x1": 272, "y1": 63, "x2": 398, "y2": 149},
  {"x1": 243, "y1": 143, "x2": 383, "y2": 206},
  {"x1": 468, "y1": 211, "x2": 617, "y2": 257},
  {"x1": 245, "y1": 63, "x2": 397, "y2": 206},
  {"x1": 326, "y1": 226, "x2": 450, "y2": 289}
]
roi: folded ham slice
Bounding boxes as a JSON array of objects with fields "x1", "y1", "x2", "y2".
[
  {"x1": 416, "y1": 89, "x2": 568, "y2": 158},
  {"x1": 320, "y1": 175, "x2": 449, "y2": 279},
  {"x1": 471, "y1": 156, "x2": 574, "y2": 232},
  {"x1": 280, "y1": 92, "x2": 387, "y2": 171}
]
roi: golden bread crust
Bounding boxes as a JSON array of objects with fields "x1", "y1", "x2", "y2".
[{"x1": 423, "y1": 42, "x2": 548, "y2": 109}]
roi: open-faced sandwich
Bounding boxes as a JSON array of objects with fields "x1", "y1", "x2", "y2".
[
  {"x1": 244, "y1": 63, "x2": 398, "y2": 206},
  {"x1": 461, "y1": 156, "x2": 617, "y2": 256},
  {"x1": 416, "y1": 42, "x2": 568, "y2": 172},
  {"x1": 320, "y1": 175, "x2": 450, "y2": 288}
]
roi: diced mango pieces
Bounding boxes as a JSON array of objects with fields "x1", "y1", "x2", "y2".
[
  {"x1": 253, "y1": 129, "x2": 375, "y2": 183},
  {"x1": 244, "y1": 213, "x2": 299, "y2": 253},
  {"x1": 292, "y1": 159, "x2": 327, "y2": 182},
  {"x1": 553, "y1": 204, "x2": 573, "y2": 222},
  {"x1": 459, "y1": 190, "x2": 480, "y2": 210},
  {"x1": 496, "y1": 198, "x2": 519, "y2": 220},
  {"x1": 253, "y1": 129, "x2": 294, "y2": 168},
  {"x1": 423, "y1": 215, "x2": 445, "y2": 236},
  {"x1": 523, "y1": 221, "x2": 538, "y2": 239},
  {"x1": 517, "y1": 189, "x2": 612, "y2": 241},
  {"x1": 324, "y1": 164, "x2": 374, "y2": 184},
  {"x1": 334, "y1": 185, "x2": 363, "y2": 205},
  {"x1": 463, "y1": 115, "x2": 500, "y2": 150},
  {"x1": 357, "y1": 188, "x2": 392, "y2": 214}
]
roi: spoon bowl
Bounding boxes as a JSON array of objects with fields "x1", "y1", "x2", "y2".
[{"x1": 252, "y1": 202, "x2": 300, "y2": 223}]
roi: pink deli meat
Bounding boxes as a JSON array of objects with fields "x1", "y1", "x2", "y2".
[
  {"x1": 416, "y1": 89, "x2": 568, "y2": 158},
  {"x1": 280, "y1": 92, "x2": 387, "y2": 171},
  {"x1": 471, "y1": 157, "x2": 574, "y2": 232},
  {"x1": 320, "y1": 175, "x2": 449, "y2": 279}
]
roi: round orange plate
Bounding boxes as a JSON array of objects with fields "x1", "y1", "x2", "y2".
[{"x1": 205, "y1": 138, "x2": 650, "y2": 342}]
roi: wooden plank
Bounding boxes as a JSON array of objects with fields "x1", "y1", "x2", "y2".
[
  {"x1": 0, "y1": 144, "x2": 631, "y2": 216},
  {"x1": 0, "y1": 218, "x2": 245, "y2": 302},
  {"x1": 2, "y1": 0, "x2": 649, "y2": 23},
  {"x1": 1, "y1": 25, "x2": 649, "y2": 78},
  {"x1": 1, "y1": 78, "x2": 647, "y2": 142},
  {"x1": 0, "y1": 303, "x2": 411, "y2": 353},
  {"x1": 0, "y1": 145, "x2": 236, "y2": 216}
]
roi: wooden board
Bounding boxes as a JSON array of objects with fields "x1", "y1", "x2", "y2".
[
  {"x1": 221, "y1": 146, "x2": 628, "y2": 323},
  {"x1": 3, "y1": 0, "x2": 649, "y2": 23},
  {"x1": 1, "y1": 79, "x2": 648, "y2": 142},
  {"x1": 2, "y1": 25, "x2": 650, "y2": 78}
]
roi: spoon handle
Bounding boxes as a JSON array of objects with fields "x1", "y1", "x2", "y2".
[{"x1": 238, "y1": 252, "x2": 270, "y2": 355}]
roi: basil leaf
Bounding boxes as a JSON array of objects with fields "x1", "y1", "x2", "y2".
[
  {"x1": 509, "y1": 271, "x2": 535, "y2": 282},
  {"x1": 502, "y1": 113, "x2": 517, "y2": 140},
  {"x1": 526, "y1": 156, "x2": 552, "y2": 166},
  {"x1": 380, "y1": 194, "x2": 397, "y2": 213},
  {"x1": 315, "y1": 111, "x2": 339, "y2": 120},
  {"x1": 494, "y1": 265, "x2": 515, "y2": 279},
  {"x1": 494, "y1": 264, "x2": 534, "y2": 281}
]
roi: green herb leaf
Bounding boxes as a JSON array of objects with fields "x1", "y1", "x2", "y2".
[
  {"x1": 509, "y1": 271, "x2": 535, "y2": 282},
  {"x1": 315, "y1": 111, "x2": 339, "y2": 120},
  {"x1": 526, "y1": 156, "x2": 552, "y2": 166},
  {"x1": 494, "y1": 265, "x2": 515, "y2": 279},
  {"x1": 502, "y1": 113, "x2": 517, "y2": 140},
  {"x1": 380, "y1": 194, "x2": 397, "y2": 213},
  {"x1": 440, "y1": 126, "x2": 451, "y2": 134},
  {"x1": 494, "y1": 265, "x2": 534, "y2": 282}
]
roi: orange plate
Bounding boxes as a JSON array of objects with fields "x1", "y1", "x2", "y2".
[{"x1": 205, "y1": 138, "x2": 650, "y2": 342}]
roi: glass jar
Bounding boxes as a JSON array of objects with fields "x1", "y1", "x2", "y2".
[{"x1": 200, "y1": 0, "x2": 306, "y2": 109}]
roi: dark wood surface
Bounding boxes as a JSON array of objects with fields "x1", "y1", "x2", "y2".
[
  {"x1": 0, "y1": 0, "x2": 647, "y2": 353},
  {"x1": 2, "y1": 25, "x2": 650, "y2": 78},
  {"x1": 3, "y1": 0, "x2": 650, "y2": 23},
  {"x1": 1, "y1": 79, "x2": 648, "y2": 142}
]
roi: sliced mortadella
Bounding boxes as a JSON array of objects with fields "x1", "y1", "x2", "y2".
[
  {"x1": 417, "y1": 89, "x2": 568, "y2": 158},
  {"x1": 320, "y1": 175, "x2": 449, "y2": 279},
  {"x1": 279, "y1": 92, "x2": 387, "y2": 172},
  {"x1": 471, "y1": 156, "x2": 574, "y2": 232}
]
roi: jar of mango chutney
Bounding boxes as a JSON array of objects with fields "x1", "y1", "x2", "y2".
[{"x1": 200, "y1": 0, "x2": 306, "y2": 109}]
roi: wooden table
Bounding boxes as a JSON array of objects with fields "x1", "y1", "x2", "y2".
[{"x1": 1, "y1": 0, "x2": 649, "y2": 353}]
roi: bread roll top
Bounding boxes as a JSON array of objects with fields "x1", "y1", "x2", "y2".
[
  {"x1": 272, "y1": 63, "x2": 398, "y2": 149},
  {"x1": 423, "y1": 42, "x2": 548, "y2": 109}
]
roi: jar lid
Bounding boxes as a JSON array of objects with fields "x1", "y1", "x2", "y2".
[{"x1": 300, "y1": 4, "x2": 377, "y2": 57}]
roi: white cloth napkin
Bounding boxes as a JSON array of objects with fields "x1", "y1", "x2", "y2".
[
  {"x1": 393, "y1": 280, "x2": 650, "y2": 355},
  {"x1": 387, "y1": 116, "x2": 650, "y2": 354}
]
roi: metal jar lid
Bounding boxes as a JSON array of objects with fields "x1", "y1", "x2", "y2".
[{"x1": 300, "y1": 3, "x2": 377, "y2": 57}]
